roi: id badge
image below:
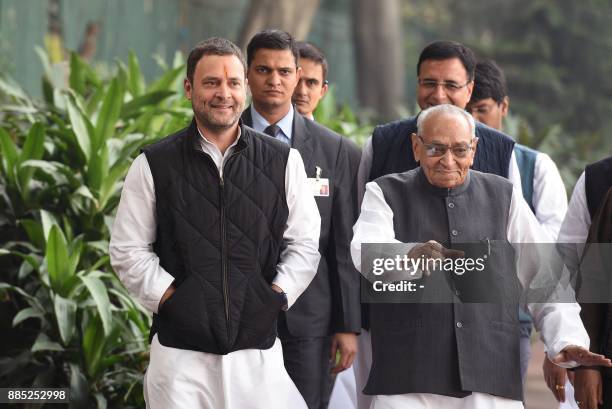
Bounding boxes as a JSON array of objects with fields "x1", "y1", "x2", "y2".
[{"x1": 308, "y1": 178, "x2": 330, "y2": 197}]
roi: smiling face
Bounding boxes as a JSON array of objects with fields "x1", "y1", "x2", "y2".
[
  {"x1": 417, "y1": 58, "x2": 474, "y2": 110},
  {"x1": 184, "y1": 54, "x2": 246, "y2": 133},
  {"x1": 247, "y1": 48, "x2": 301, "y2": 113},
  {"x1": 412, "y1": 111, "x2": 477, "y2": 188},
  {"x1": 292, "y1": 58, "x2": 328, "y2": 117}
]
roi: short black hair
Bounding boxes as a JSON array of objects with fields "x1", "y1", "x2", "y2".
[
  {"x1": 186, "y1": 37, "x2": 246, "y2": 83},
  {"x1": 471, "y1": 59, "x2": 507, "y2": 104},
  {"x1": 417, "y1": 40, "x2": 477, "y2": 81},
  {"x1": 296, "y1": 41, "x2": 328, "y2": 82},
  {"x1": 246, "y1": 29, "x2": 299, "y2": 68}
]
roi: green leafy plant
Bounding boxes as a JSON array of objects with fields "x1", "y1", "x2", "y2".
[
  {"x1": 314, "y1": 85, "x2": 374, "y2": 147},
  {"x1": 0, "y1": 50, "x2": 191, "y2": 408}
]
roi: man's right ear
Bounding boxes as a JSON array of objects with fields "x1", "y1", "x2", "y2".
[
  {"x1": 184, "y1": 78, "x2": 192, "y2": 100},
  {"x1": 411, "y1": 132, "x2": 421, "y2": 163}
]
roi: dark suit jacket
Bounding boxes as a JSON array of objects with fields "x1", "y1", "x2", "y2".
[{"x1": 242, "y1": 107, "x2": 361, "y2": 337}]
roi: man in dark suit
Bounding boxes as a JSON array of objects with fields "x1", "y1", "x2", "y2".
[{"x1": 242, "y1": 29, "x2": 361, "y2": 409}]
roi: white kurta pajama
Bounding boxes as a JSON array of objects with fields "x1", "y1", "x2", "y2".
[
  {"x1": 110, "y1": 128, "x2": 321, "y2": 409},
  {"x1": 349, "y1": 178, "x2": 589, "y2": 409}
]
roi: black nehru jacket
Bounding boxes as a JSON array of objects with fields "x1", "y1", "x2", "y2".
[{"x1": 143, "y1": 120, "x2": 290, "y2": 354}]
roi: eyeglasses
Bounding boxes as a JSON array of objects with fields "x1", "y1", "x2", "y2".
[
  {"x1": 417, "y1": 135, "x2": 477, "y2": 158},
  {"x1": 418, "y1": 79, "x2": 471, "y2": 93}
]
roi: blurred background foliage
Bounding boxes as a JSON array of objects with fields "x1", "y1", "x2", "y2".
[
  {"x1": 0, "y1": 49, "x2": 190, "y2": 408},
  {"x1": 1, "y1": 0, "x2": 612, "y2": 407}
]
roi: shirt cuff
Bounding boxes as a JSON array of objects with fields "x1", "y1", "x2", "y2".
[{"x1": 148, "y1": 271, "x2": 175, "y2": 314}]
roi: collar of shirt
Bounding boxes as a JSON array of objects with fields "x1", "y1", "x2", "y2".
[
  {"x1": 195, "y1": 125, "x2": 242, "y2": 175},
  {"x1": 250, "y1": 104, "x2": 294, "y2": 142}
]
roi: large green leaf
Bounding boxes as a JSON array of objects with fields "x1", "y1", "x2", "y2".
[
  {"x1": 81, "y1": 274, "x2": 112, "y2": 336},
  {"x1": 94, "y1": 78, "x2": 123, "y2": 152},
  {"x1": 12, "y1": 307, "x2": 45, "y2": 327},
  {"x1": 120, "y1": 90, "x2": 175, "y2": 119},
  {"x1": 87, "y1": 141, "x2": 109, "y2": 194},
  {"x1": 128, "y1": 51, "x2": 145, "y2": 97},
  {"x1": 82, "y1": 316, "x2": 105, "y2": 378},
  {"x1": 41, "y1": 209, "x2": 59, "y2": 243},
  {"x1": 148, "y1": 65, "x2": 184, "y2": 93},
  {"x1": 53, "y1": 294, "x2": 77, "y2": 345},
  {"x1": 69, "y1": 52, "x2": 86, "y2": 96},
  {"x1": 46, "y1": 225, "x2": 70, "y2": 295},
  {"x1": 65, "y1": 94, "x2": 92, "y2": 160},
  {"x1": 31, "y1": 333, "x2": 64, "y2": 352},
  {"x1": 0, "y1": 127, "x2": 19, "y2": 184},
  {"x1": 17, "y1": 123, "x2": 45, "y2": 196}
]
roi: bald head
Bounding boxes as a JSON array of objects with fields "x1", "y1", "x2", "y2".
[
  {"x1": 417, "y1": 104, "x2": 475, "y2": 138},
  {"x1": 412, "y1": 104, "x2": 478, "y2": 188}
]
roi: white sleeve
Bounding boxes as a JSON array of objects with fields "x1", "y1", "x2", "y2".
[
  {"x1": 532, "y1": 153, "x2": 568, "y2": 241},
  {"x1": 357, "y1": 136, "x2": 373, "y2": 208},
  {"x1": 507, "y1": 150, "x2": 523, "y2": 193},
  {"x1": 272, "y1": 148, "x2": 321, "y2": 309},
  {"x1": 507, "y1": 187, "x2": 589, "y2": 364},
  {"x1": 558, "y1": 172, "x2": 590, "y2": 244},
  {"x1": 109, "y1": 153, "x2": 175, "y2": 314},
  {"x1": 351, "y1": 181, "x2": 401, "y2": 273}
]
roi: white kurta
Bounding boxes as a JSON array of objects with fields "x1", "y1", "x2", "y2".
[
  {"x1": 110, "y1": 127, "x2": 321, "y2": 409},
  {"x1": 348, "y1": 178, "x2": 589, "y2": 409}
]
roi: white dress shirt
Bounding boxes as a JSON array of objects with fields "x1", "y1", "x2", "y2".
[
  {"x1": 350, "y1": 178, "x2": 590, "y2": 409},
  {"x1": 109, "y1": 126, "x2": 321, "y2": 314},
  {"x1": 250, "y1": 104, "x2": 294, "y2": 144},
  {"x1": 531, "y1": 152, "x2": 568, "y2": 240}
]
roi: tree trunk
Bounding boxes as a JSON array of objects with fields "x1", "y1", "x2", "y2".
[
  {"x1": 237, "y1": 0, "x2": 321, "y2": 48},
  {"x1": 352, "y1": 0, "x2": 405, "y2": 121}
]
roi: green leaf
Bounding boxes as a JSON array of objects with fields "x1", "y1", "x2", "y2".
[
  {"x1": 120, "y1": 90, "x2": 175, "y2": 118},
  {"x1": 40, "y1": 209, "x2": 59, "y2": 242},
  {"x1": 128, "y1": 51, "x2": 145, "y2": 97},
  {"x1": 87, "y1": 141, "x2": 109, "y2": 194},
  {"x1": 69, "y1": 363, "x2": 90, "y2": 407},
  {"x1": 82, "y1": 316, "x2": 105, "y2": 378},
  {"x1": 13, "y1": 307, "x2": 45, "y2": 327},
  {"x1": 18, "y1": 219, "x2": 44, "y2": 249},
  {"x1": 46, "y1": 225, "x2": 70, "y2": 295},
  {"x1": 65, "y1": 94, "x2": 92, "y2": 160},
  {"x1": 148, "y1": 65, "x2": 184, "y2": 93},
  {"x1": 81, "y1": 274, "x2": 113, "y2": 336},
  {"x1": 17, "y1": 123, "x2": 46, "y2": 196},
  {"x1": 69, "y1": 52, "x2": 86, "y2": 96},
  {"x1": 31, "y1": 333, "x2": 64, "y2": 352},
  {"x1": 54, "y1": 294, "x2": 77, "y2": 345},
  {"x1": 0, "y1": 127, "x2": 19, "y2": 184},
  {"x1": 67, "y1": 236, "x2": 83, "y2": 277},
  {"x1": 94, "y1": 78, "x2": 123, "y2": 152}
]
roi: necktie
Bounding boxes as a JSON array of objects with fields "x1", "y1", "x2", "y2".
[{"x1": 263, "y1": 124, "x2": 279, "y2": 138}]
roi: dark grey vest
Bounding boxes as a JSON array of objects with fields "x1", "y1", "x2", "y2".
[{"x1": 365, "y1": 168, "x2": 523, "y2": 401}]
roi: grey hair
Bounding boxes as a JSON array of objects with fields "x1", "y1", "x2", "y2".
[{"x1": 417, "y1": 104, "x2": 476, "y2": 137}]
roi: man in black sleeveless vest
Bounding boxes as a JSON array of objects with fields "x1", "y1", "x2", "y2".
[
  {"x1": 351, "y1": 104, "x2": 609, "y2": 408},
  {"x1": 353, "y1": 41, "x2": 521, "y2": 409},
  {"x1": 241, "y1": 30, "x2": 361, "y2": 409},
  {"x1": 561, "y1": 156, "x2": 612, "y2": 409},
  {"x1": 110, "y1": 37, "x2": 321, "y2": 408}
]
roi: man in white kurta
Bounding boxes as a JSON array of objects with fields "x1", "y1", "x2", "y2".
[
  {"x1": 350, "y1": 104, "x2": 609, "y2": 409},
  {"x1": 110, "y1": 38, "x2": 321, "y2": 409}
]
